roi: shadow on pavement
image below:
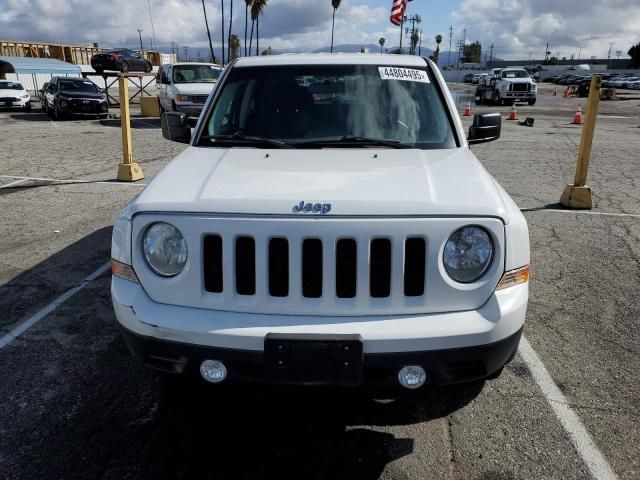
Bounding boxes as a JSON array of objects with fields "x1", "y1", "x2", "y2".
[{"x1": 99, "y1": 117, "x2": 161, "y2": 129}]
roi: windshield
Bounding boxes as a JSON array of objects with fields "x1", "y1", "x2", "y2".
[
  {"x1": 59, "y1": 79, "x2": 100, "y2": 93},
  {"x1": 502, "y1": 70, "x2": 530, "y2": 79},
  {"x1": 201, "y1": 64, "x2": 456, "y2": 149},
  {"x1": 0, "y1": 81, "x2": 24, "y2": 90},
  {"x1": 174, "y1": 65, "x2": 221, "y2": 83}
]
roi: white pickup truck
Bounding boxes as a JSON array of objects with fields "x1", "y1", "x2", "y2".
[
  {"x1": 476, "y1": 67, "x2": 537, "y2": 106},
  {"x1": 112, "y1": 54, "x2": 529, "y2": 390}
]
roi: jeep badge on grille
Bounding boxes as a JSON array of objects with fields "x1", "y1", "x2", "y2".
[{"x1": 292, "y1": 201, "x2": 332, "y2": 214}]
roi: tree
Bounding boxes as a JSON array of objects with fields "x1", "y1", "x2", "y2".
[
  {"x1": 434, "y1": 34, "x2": 443, "y2": 64},
  {"x1": 629, "y1": 42, "x2": 640, "y2": 67},
  {"x1": 229, "y1": 34, "x2": 241, "y2": 60},
  {"x1": 378, "y1": 37, "x2": 385, "y2": 53},
  {"x1": 244, "y1": 0, "x2": 252, "y2": 56},
  {"x1": 220, "y1": 0, "x2": 225, "y2": 65},
  {"x1": 251, "y1": 0, "x2": 267, "y2": 56},
  {"x1": 462, "y1": 41, "x2": 481, "y2": 63},
  {"x1": 201, "y1": 0, "x2": 216, "y2": 63},
  {"x1": 548, "y1": 56, "x2": 559, "y2": 65},
  {"x1": 228, "y1": 0, "x2": 234, "y2": 62},
  {"x1": 330, "y1": 0, "x2": 342, "y2": 53}
]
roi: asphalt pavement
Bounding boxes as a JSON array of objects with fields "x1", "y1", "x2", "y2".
[{"x1": 0, "y1": 84, "x2": 638, "y2": 479}]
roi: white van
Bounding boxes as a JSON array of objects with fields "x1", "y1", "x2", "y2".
[{"x1": 156, "y1": 62, "x2": 223, "y2": 116}]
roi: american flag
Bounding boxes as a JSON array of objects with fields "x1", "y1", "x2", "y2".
[{"x1": 390, "y1": 0, "x2": 409, "y2": 26}]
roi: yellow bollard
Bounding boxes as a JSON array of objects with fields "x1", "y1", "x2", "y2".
[
  {"x1": 117, "y1": 75, "x2": 144, "y2": 182},
  {"x1": 560, "y1": 75, "x2": 601, "y2": 209}
]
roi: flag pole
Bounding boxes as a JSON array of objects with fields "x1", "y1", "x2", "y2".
[{"x1": 399, "y1": 16, "x2": 404, "y2": 52}]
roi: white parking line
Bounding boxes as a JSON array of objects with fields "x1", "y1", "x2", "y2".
[
  {"x1": 0, "y1": 262, "x2": 110, "y2": 350},
  {"x1": 0, "y1": 175, "x2": 147, "y2": 187},
  {"x1": 519, "y1": 336, "x2": 618, "y2": 480},
  {"x1": 521, "y1": 208, "x2": 640, "y2": 219},
  {"x1": 0, "y1": 179, "x2": 28, "y2": 189}
]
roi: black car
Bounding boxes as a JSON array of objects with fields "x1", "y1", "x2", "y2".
[
  {"x1": 463, "y1": 73, "x2": 475, "y2": 83},
  {"x1": 91, "y1": 49, "x2": 153, "y2": 74},
  {"x1": 44, "y1": 77, "x2": 109, "y2": 119}
]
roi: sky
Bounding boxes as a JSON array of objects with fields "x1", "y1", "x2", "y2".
[{"x1": 0, "y1": 0, "x2": 638, "y2": 61}]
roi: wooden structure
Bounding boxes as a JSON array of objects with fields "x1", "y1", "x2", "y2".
[{"x1": 0, "y1": 40, "x2": 162, "y2": 66}]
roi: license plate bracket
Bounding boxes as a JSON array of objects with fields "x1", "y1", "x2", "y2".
[{"x1": 264, "y1": 333, "x2": 363, "y2": 385}]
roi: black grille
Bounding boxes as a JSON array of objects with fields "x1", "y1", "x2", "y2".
[
  {"x1": 203, "y1": 235, "x2": 223, "y2": 293},
  {"x1": 269, "y1": 238, "x2": 289, "y2": 297},
  {"x1": 302, "y1": 239, "x2": 323, "y2": 298},
  {"x1": 512, "y1": 83, "x2": 529, "y2": 92},
  {"x1": 336, "y1": 239, "x2": 357, "y2": 298},
  {"x1": 235, "y1": 236, "x2": 256, "y2": 295},
  {"x1": 370, "y1": 239, "x2": 391, "y2": 298},
  {"x1": 192, "y1": 95, "x2": 209, "y2": 104},
  {"x1": 404, "y1": 238, "x2": 426, "y2": 296}
]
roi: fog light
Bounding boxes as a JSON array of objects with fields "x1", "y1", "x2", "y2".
[
  {"x1": 398, "y1": 365, "x2": 427, "y2": 389},
  {"x1": 200, "y1": 360, "x2": 227, "y2": 383}
]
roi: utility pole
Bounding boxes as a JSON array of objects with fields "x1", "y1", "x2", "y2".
[
  {"x1": 221, "y1": 0, "x2": 225, "y2": 65},
  {"x1": 447, "y1": 25, "x2": 453, "y2": 67},
  {"x1": 544, "y1": 42, "x2": 549, "y2": 64},
  {"x1": 607, "y1": 42, "x2": 614, "y2": 69},
  {"x1": 137, "y1": 29, "x2": 144, "y2": 54},
  {"x1": 578, "y1": 47, "x2": 582, "y2": 61},
  {"x1": 489, "y1": 42, "x2": 494, "y2": 67},
  {"x1": 183, "y1": 46, "x2": 189, "y2": 62}
]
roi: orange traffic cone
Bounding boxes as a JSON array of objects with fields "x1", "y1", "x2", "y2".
[
  {"x1": 572, "y1": 105, "x2": 583, "y2": 124},
  {"x1": 507, "y1": 104, "x2": 518, "y2": 121},
  {"x1": 553, "y1": 86, "x2": 558, "y2": 96},
  {"x1": 463, "y1": 102, "x2": 472, "y2": 116},
  {"x1": 563, "y1": 87, "x2": 569, "y2": 98}
]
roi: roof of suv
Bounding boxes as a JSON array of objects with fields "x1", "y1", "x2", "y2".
[{"x1": 234, "y1": 53, "x2": 429, "y2": 68}]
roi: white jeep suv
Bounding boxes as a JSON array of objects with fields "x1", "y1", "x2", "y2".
[{"x1": 111, "y1": 54, "x2": 529, "y2": 389}]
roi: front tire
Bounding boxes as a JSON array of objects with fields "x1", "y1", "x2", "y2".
[
  {"x1": 23, "y1": 102, "x2": 32, "y2": 112},
  {"x1": 121, "y1": 62, "x2": 129, "y2": 73},
  {"x1": 145, "y1": 62, "x2": 153, "y2": 73},
  {"x1": 94, "y1": 67, "x2": 104, "y2": 75},
  {"x1": 528, "y1": 99, "x2": 537, "y2": 106}
]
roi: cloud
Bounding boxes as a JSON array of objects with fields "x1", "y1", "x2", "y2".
[{"x1": 451, "y1": 0, "x2": 640, "y2": 59}]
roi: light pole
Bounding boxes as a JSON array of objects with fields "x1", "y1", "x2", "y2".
[{"x1": 137, "y1": 29, "x2": 144, "y2": 54}]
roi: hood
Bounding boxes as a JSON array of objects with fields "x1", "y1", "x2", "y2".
[
  {"x1": 58, "y1": 91, "x2": 105, "y2": 100},
  {"x1": 174, "y1": 83, "x2": 216, "y2": 95},
  {"x1": 0, "y1": 88, "x2": 26, "y2": 97},
  {"x1": 132, "y1": 147, "x2": 509, "y2": 222},
  {"x1": 500, "y1": 78, "x2": 532, "y2": 84}
]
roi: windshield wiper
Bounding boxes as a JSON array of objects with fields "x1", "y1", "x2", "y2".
[
  {"x1": 201, "y1": 132, "x2": 295, "y2": 149},
  {"x1": 294, "y1": 136, "x2": 413, "y2": 149}
]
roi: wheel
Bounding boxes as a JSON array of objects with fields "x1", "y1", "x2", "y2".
[
  {"x1": 53, "y1": 102, "x2": 60, "y2": 119},
  {"x1": 94, "y1": 67, "x2": 104, "y2": 75},
  {"x1": 23, "y1": 102, "x2": 32, "y2": 112},
  {"x1": 145, "y1": 62, "x2": 153, "y2": 73},
  {"x1": 121, "y1": 61, "x2": 129, "y2": 73},
  {"x1": 527, "y1": 99, "x2": 537, "y2": 106},
  {"x1": 98, "y1": 113, "x2": 108, "y2": 119},
  {"x1": 171, "y1": 100, "x2": 177, "y2": 112}
]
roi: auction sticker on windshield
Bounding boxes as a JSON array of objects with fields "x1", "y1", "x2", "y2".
[{"x1": 378, "y1": 67, "x2": 430, "y2": 83}]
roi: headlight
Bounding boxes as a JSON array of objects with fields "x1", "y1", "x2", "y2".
[
  {"x1": 21, "y1": 93, "x2": 29, "y2": 98},
  {"x1": 142, "y1": 222, "x2": 188, "y2": 277},
  {"x1": 443, "y1": 226, "x2": 493, "y2": 283}
]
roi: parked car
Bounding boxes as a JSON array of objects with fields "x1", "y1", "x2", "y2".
[
  {"x1": 44, "y1": 77, "x2": 108, "y2": 119},
  {"x1": 112, "y1": 54, "x2": 530, "y2": 390},
  {"x1": 472, "y1": 74, "x2": 481, "y2": 84},
  {"x1": 39, "y1": 82, "x2": 49, "y2": 109},
  {"x1": 0, "y1": 80, "x2": 31, "y2": 111},
  {"x1": 463, "y1": 73, "x2": 475, "y2": 83},
  {"x1": 156, "y1": 62, "x2": 223, "y2": 116},
  {"x1": 91, "y1": 49, "x2": 153, "y2": 74}
]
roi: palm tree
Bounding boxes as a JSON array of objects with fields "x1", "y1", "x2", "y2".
[
  {"x1": 244, "y1": 0, "x2": 252, "y2": 56},
  {"x1": 201, "y1": 0, "x2": 215, "y2": 63},
  {"x1": 378, "y1": 37, "x2": 385, "y2": 53},
  {"x1": 220, "y1": 0, "x2": 225, "y2": 65},
  {"x1": 251, "y1": 0, "x2": 267, "y2": 56},
  {"x1": 330, "y1": 0, "x2": 342, "y2": 53},
  {"x1": 230, "y1": 34, "x2": 241, "y2": 60},
  {"x1": 228, "y1": 0, "x2": 233, "y2": 62},
  {"x1": 434, "y1": 34, "x2": 443, "y2": 64}
]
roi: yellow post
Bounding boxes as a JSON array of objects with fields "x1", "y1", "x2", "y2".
[
  {"x1": 117, "y1": 75, "x2": 144, "y2": 182},
  {"x1": 560, "y1": 75, "x2": 601, "y2": 209}
]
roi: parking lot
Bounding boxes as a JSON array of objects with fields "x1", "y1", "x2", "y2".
[{"x1": 1, "y1": 83, "x2": 639, "y2": 479}]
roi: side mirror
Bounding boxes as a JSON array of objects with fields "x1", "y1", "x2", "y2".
[
  {"x1": 468, "y1": 112, "x2": 501, "y2": 145},
  {"x1": 161, "y1": 74, "x2": 170, "y2": 85},
  {"x1": 161, "y1": 112, "x2": 191, "y2": 143}
]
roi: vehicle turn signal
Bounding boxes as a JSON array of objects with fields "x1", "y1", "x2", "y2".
[
  {"x1": 496, "y1": 265, "x2": 529, "y2": 290},
  {"x1": 111, "y1": 259, "x2": 139, "y2": 283}
]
